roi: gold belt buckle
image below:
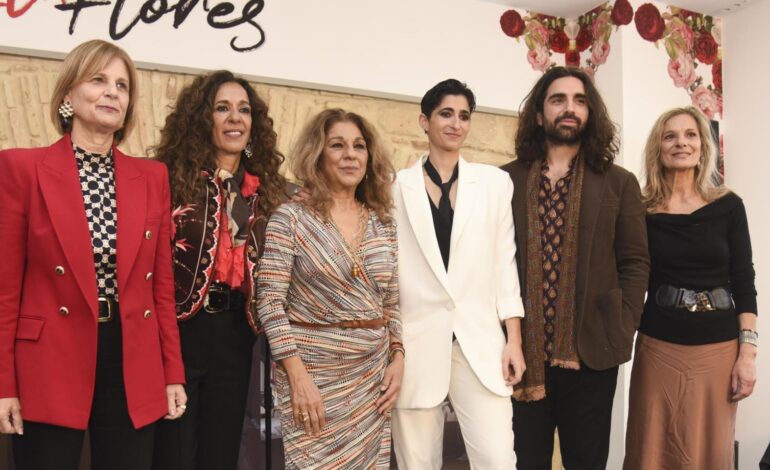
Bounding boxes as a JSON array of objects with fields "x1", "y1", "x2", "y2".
[
  {"x1": 679, "y1": 290, "x2": 713, "y2": 312},
  {"x1": 694, "y1": 292, "x2": 713, "y2": 312},
  {"x1": 98, "y1": 296, "x2": 113, "y2": 323}
]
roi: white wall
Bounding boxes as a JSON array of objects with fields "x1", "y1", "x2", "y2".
[
  {"x1": 0, "y1": 0, "x2": 543, "y2": 113},
  {"x1": 724, "y1": 1, "x2": 770, "y2": 467}
]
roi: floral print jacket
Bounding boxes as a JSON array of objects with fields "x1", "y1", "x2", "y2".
[{"x1": 171, "y1": 170, "x2": 267, "y2": 333}]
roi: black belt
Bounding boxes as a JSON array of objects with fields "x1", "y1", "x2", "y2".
[
  {"x1": 655, "y1": 284, "x2": 733, "y2": 312},
  {"x1": 204, "y1": 283, "x2": 246, "y2": 314},
  {"x1": 98, "y1": 296, "x2": 118, "y2": 323}
]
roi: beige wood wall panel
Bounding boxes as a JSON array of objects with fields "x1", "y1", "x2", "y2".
[{"x1": 0, "y1": 53, "x2": 517, "y2": 176}]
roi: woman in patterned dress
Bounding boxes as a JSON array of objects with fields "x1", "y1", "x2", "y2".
[
  {"x1": 258, "y1": 109, "x2": 403, "y2": 469},
  {"x1": 152, "y1": 70, "x2": 287, "y2": 470}
]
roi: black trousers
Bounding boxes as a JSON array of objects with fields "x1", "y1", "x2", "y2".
[
  {"x1": 12, "y1": 314, "x2": 156, "y2": 470},
  {"x1": 152, "y1": 304, "x2": 255, "y2": 470},
  {"x1": 513, "y1": 363, "x2": 619, "y2": 470}
]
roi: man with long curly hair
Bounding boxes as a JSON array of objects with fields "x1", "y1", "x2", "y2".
[{"x1": 500, "y1": 66, "x2": 649, "y2": 469}]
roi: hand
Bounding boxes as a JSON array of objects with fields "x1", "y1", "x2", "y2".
[
  {"x1": 163, "y1": 384, "x2": 187, "y2": 420},
  {"x1": 731, "y1": 348, "x2": 756, "y2": 401},
  {"x1": 376, "y1": 352, "x2": 404, "y2": 414},
  {"x1": 290, "y1": 187, "x2": 311, "y2": 203},
  {"x1": 0, "y1": 397, "x2": 23, "y2": 435},
  {"x1": 502, "y1": 342, "x2": 526, "y2": 387},
  {"x1": 287, "y1": 367, "x2": 326, "y2": 436}
]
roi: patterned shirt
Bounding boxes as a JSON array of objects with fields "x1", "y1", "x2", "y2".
[
  {"x1": 538, "y1": 158, "x2": 576, "y2": 361},
  {"x1": 74, "y1": 145, "x2": 118, "y2": 299}
]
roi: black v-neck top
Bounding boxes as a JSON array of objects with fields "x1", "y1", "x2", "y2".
[{"x1": 638, "y1": 192, "x2": 757, "y2": 345}]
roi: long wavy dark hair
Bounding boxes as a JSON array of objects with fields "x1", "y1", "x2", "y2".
[
  {"x1": 515, "y1": 67, "x2": 618, "y2": 173},
  {"x1": 153, "y1": 70, "x2": 286, "y2": 214}
]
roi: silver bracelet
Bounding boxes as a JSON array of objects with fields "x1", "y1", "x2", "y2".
[{"x1": 738, "y1": 329, "x2": 759, "y2": 347}]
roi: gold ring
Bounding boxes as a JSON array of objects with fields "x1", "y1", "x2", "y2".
[{"x1": 299, "y1": 411, "x2": 308, "y2": 422}]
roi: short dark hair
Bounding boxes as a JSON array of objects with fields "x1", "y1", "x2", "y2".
[
  {"x1": 515, "y1": 67, "x2": 618, "y2": 173},
  {"x1": 420, "y1": 79, "x2": 476, "y2": 116}
]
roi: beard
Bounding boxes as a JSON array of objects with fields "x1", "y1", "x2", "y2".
[{"x1": 543, "y1": 113, "x2": 586, "y2": 144}]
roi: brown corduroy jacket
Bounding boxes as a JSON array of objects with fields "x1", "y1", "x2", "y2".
[{"x1": 501, "y1": 159, "x2": 650, "y2": 370}]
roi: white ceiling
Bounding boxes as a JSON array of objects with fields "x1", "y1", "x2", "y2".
[{"x1": 479, "y1": 0, "x2": 757, "y2": 17}]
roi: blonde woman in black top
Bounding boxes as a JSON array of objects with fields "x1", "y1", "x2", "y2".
[{"x1": 624, "y1": 106, "x2": 757, "y2": 470}]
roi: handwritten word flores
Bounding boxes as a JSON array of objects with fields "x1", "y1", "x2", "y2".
[{"x1": 1, "y1": 0, "x2": 266, "y2": 53}]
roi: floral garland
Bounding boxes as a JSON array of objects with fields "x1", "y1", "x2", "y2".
[
  {"x1": 634, "y1": 4, "x2": 722, "y2": 119},
  {"x1": 500, "y1": 1, "x2": 633, "y2": 78}
]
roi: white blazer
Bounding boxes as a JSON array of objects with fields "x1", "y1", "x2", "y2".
[{"x1": 394, "y1": 156, "x2": 525, "y2": 409}]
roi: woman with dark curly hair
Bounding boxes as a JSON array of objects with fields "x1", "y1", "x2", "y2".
[
  {"x1": 151, "y1": 70, "x2": 286, "y2": 470},
  {"x1": 258, "y1": 109, "x2": 403, "y2": 468}
]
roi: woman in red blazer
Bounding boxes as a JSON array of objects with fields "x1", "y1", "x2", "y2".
[{"x1": 0, "y1": 40, "x2": 186, "y2": 470}]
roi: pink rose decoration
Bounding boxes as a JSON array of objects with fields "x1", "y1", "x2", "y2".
[
  {"x1": 527, "y1": 20, "x2": 551, "y2": 46},
  {"x1": 717, "y1": 94, "x2": 723, "y2": 118},
  {"x1": 592, "y1": 11, "x2": 612, "y2": 42},
  {"x1": 691, "y1": 85, "x2": 719, "y2": 119},
  {"x1": 590, "y1": 39, "x2": 611, "y2": 65},
  {"x1": 668, "y1": 18, "x2": 695, "y2": 53},
  {"x1": 667, "y1": 54, "x2": 697, "y2": 88},
  {"x1": 527, "y1": 44, "x2": 551, "y2": 72}
]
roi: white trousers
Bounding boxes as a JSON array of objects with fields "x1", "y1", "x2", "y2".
[{"x1": 392, "y1": 342, "x2": 516, "y2": 470}]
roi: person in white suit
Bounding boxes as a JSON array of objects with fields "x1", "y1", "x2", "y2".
[{"x1": 391, "y1": 79, "x2": 526, "y2": 469}]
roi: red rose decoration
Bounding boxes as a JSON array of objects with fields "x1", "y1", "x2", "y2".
[
  {"x1": 695, "y1": 31, "x2": 719, "y2": 64},
  {"x1": 576, "y1": 27, "x2": 592, "y2": 52},
  {"x1": 550, "y1": 30, "x2": 569, "y2": 53},
  {"x1": 500, "y1": 10, "x2": 525, "y2": 38},
  {"x1": 712, "y1": 60, "x2": 722, "y2": 91},
  {"x1": 611, "y1": 0, "x2": 633, "y2": 26},
  {"x1": 566, "y1": 50, "x2": 581, "y2": 67},
  {"x1": 635, "y1": 3, "x2": 665, "y2": 42}
]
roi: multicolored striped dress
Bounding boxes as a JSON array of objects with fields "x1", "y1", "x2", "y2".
[{"x1": 257, "y1": 202, "x2": 401, "y2": 469}]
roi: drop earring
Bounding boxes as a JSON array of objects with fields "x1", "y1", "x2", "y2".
[
  {"x1": 244, "y1": 145, "x2": 253, "y2": 159},
  {"x1": 58, "y1": 101, "x2": 74, "y2": 128}
]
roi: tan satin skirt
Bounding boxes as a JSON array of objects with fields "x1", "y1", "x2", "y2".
[{"x1": 623, "y1": 333, "x2": 738, "y2": 470}]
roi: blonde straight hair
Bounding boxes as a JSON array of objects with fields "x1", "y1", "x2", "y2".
[
  {"x1": 642, "y1": 106, "x2": 728, "y2": 212},
  {"x1": 50, "y1": 40, "x2": 139, "y2": 144}
]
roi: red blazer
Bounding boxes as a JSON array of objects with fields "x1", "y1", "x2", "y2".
[{"x1": 0, "y1": 135, "x2": 185, "y2": 430}]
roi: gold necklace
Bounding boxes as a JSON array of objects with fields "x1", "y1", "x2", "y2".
[{"x1": 330, "y1": 203, "x2": 368, "y2": 278}]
